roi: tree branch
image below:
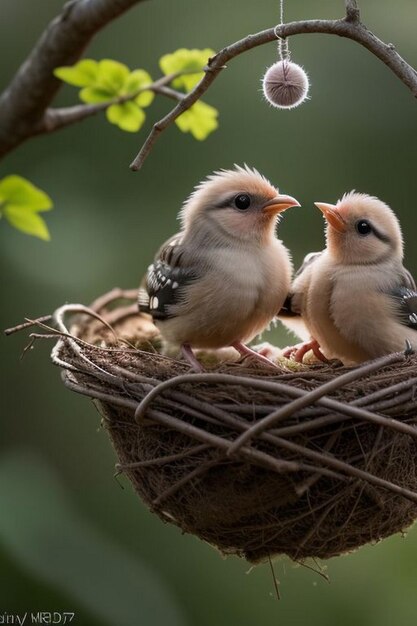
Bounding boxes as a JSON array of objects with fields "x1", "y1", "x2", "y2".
[
  {"x1": 0, "y1": 0, "x2": 147, "y2": 158},
  {"x1": 39, "y1": 75, "x2": 184, "y2": 134},
  {"x1": 130, "y1": 10, "x2": 417, "y2": 171},
  {"x1": 344, "y1": 0, "x2": 360, "y2": 23},
  {"x1": 0, "y1": 0, "x2": 415, "y2": 168}
]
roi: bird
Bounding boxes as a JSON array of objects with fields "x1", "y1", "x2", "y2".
[
  {"x1": 279, "y1": 191, "x2": 417, "y2": 364},
  {"x1": 138, "y1": 165, "x2": 300, "y2": 371}
]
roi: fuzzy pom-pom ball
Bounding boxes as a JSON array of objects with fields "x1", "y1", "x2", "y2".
[{"x1": 262, "y1": 60, "x2": 309, "y2": 109}]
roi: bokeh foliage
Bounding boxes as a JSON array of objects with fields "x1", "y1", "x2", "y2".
[
  {"x1": 0, "y1": 176, "x2": 52, "y2": 240},
  {"x1": 1, "y1": 0, "x2": 417, "y2": 624},
  {"x1": 54, "y1": 49, "x2": 218, "y2": 137}
]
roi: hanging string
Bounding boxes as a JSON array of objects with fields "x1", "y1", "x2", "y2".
[
  {"x1": 275, "y1": 0, "x2": 290, "y2": 62},
  {"x1": 263, "y1": 0, "x2": 309, "y2": 109}
]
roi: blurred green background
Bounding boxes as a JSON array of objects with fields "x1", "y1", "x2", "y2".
[{"x1": 1, "y1": 1, "x2": 417, "y2": 624}]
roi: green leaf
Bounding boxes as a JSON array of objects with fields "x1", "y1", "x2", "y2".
[
  {"x1": 135, "y1": 90, "x2": 154, "y2": 107},
  {"x1": 54, "y1": 59, "x2": 99, "y2": 87},
  {"x1": 106, "y1": 102, "x2": 146, "y2": 132},
  {"x1": 0, "y1": 175, "x2": 53, "y2": 240},
  {"x1": 125, "y1": 69, "x2": 152, "y2": 93},
  {"x1": 4, "y1": 206, "x2": 50, "y2": 240},
  {"x1": 55, "y1": 59, "x2": 156, "y2": 116},
  {"x1": 159, "y1": 48, "x2": 215, "y2": 92},
  {"x1": 79, "y1": 86, "x2": 115, "y2": 104},
  {"x1": 0, "y1": 175, "x2": 52, "y2": 212},
  {"x1": 96, "y1": 59, "x2": 130, "y2": 94},
  {"x1": 0, "y1": 451, "x2": 186, "y2": 626},
  {"x1": 55, "y1": 58, "x2": 157, "y2": 130},
  {"x1": 124, "y1": 69, "x2": 154, "y2": 107},
  {"x1": 175, "y1": 100, "x2": 218, "y2": 140}
]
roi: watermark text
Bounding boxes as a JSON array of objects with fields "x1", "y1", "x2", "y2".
[{"x1": 0, "y1": 612, "x2": 75, "y2": 625}]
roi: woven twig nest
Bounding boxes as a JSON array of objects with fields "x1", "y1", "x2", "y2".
[{"x1": 11, "y1": 288, "x2": 417, "y2": 563}]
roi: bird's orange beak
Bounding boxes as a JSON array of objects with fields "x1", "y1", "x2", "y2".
[
  {"x1": 314, "y1": 202, "x2": 346, "y2": 233},
  {"x1": 262, "y1": 194, "x2": 300, "y2": 214}
]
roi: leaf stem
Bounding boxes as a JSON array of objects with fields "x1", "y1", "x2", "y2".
[{"x1": 41, "y1": 72, "x2": 186, "y2": 133}]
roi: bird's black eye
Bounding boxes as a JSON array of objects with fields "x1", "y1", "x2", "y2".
[
  {"x1": 355, "y1": 219, "x2": 372, "y2": 236},
  {"x1": 234, "y1": 194, "x2": 251, "y2": 210}
]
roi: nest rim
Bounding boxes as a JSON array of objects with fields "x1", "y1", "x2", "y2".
[{"x1": 9, "y1": 288, "x2": 417, "y2": 563}]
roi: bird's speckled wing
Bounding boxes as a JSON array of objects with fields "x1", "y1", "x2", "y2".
[
  {"x1": 138, "y1": 233, "x2": 199, "y2": 321},
  {"x1": 389, "y1": 267, "x2": 417, "y2": 331}
]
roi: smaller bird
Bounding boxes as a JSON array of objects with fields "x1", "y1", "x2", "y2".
[
  {"x1": 279, "y1": 192, "x2": 417, "y2": 364},
  {"x1": 138, "y1": 165, "x2": 299, "y2": 370}
]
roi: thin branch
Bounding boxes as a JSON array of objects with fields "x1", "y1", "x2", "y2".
[
  {"x1": 1, "y1": 0, "x2": 415, "y2": 163},
  {"x1": 0, "y1": 0, "x2": 148, "y2": 157},
  {"x1": 134, "y1": 361, "x2": 417, "y2": 444},
  {"x1": 141, "y1": 408, "x2": 417, "y2": 506},
  {"x1": 130, "y1": 11, "x2": 417, "y2": 170},
  {"x1": 40, "y1": 73, "x2": 185, "y2": 134},
  {"x1": 344, "y1": 0, "x2": 360, "y2": 22},
  {"x1": 115, "y1": 443, "x2": 211, "y2": 471},
  {"x1": 88, "y1": 287, "x2": 138, "y2": 313},
  {"x1": 152, "y1": 457, "x2": 222, "y2": 507},
  {"x1": 62, "y1": 374, "x2": 308, "y2": 476},
  {"x1": 63, "y1": 374, "x2": 417, "y2": 506},
  {"x1": 267, "y1": 556, "x2": 281, "y2": 601},
  {"x1": 151, "y1": 387, "x2": 346, "y2": 480},
  {"x1": 4, "y1": 315, "x2": 52, "y2": 336},
  {"x1": 227, "y1": 352, "x2": 402, "y2": 455}
]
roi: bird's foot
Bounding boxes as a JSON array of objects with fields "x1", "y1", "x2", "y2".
[
  {"x1": 232, "y1": 341, "x2": 278, "y2": 368},
  {"x1": 181, "y1": 343, "x2": 205, "y2": 372},
  {"x1": 282, "y1": 345, "x2": 297, "y2": 359},
  {"x1": 283, "y1": 339, "x2": 328, "y2": 363},
  {"x1": 282, "y1": 343, "x2": 306, "y2": 359}
]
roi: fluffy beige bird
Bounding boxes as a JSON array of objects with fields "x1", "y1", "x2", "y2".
[
  {"x1": 279, "y1": 191, "x2": 417, "y2": 364},
  {"x1": 138, "y1": 165, "x2": 299, "y2": 370}
]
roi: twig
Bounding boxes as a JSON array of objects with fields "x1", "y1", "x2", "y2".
[
  {"x1": 267, "y1": 556, "x2": 281, "y2": 601},
  {"x1": 62, "y1": 373, "x2": 417, "y2": 505},
  {"x1": 1, "y1": 0, "x2": 415, "y2": 164},
  {"x1": 268, "y1": 383, "x2": 417, "y2": 438},
  {"x1": 62, "y1": 373, "x2": 323, "y2": 476},
  {"x1": 130, "y1": 5, "x2": 417, "y2": 170},
  {"x1": 99, "y1": 304, "x2": 140, "y2": 327},
  {"x1": 20, "y1": 336, "x2": 37, "y2": 360},
  {"x1": 155, "y1": 388, "x2": 345, "y2": 480},
  {"x1": 134, "y1": 359, "x2": 417, "y2": 447},
  {"x1": 152, "y1": 457, "x2": 222, "y2": 507},
  {"x1": 293, "y1": 431, "x2": 340, "y2": 496},
  {"x1": 40, "y1": 73, "x2": 185, "y2": 133},
  {"x1": 344, "y1": 0, "x2": 360, "y2": 22},
  {"x1": 115, "y1": 443, "x2": 210, "y2": 471},
  {"x1": 88, "y1": 287, "x2": 138, "y2": 313},
  {"x1": 4, "y1": 315, "x2": 52, "y2": 336},
  {"x1": 354, "y1": 378, "x2": 417, "y2": 406},
  {"x1": 227, "y1": 352, "x2": 406, "y2": 454},
  {"x1": 58, "y1": 343, "x2": 412, "y2": 498},
  {"x1": 136, "y1": 411, "x2": 417, "y2": 505},
  {"x1": 293, "y1": 558, "x2": 330, "y2": 583}
]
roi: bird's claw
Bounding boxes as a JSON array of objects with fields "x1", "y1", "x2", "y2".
[
  {"x1": 282, "y1": 345, "x2": 298, "y2": 359},
  {"x1": 232, "y1": 342, "x2": 278, "y2": 368},
  {"x1": 283, "y1": 340, "x2": 328, "y2": 364}
]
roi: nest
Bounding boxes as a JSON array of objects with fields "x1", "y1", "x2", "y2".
[{"x1": 8, "y1": 288, "x2": 417, "y2": 563}]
